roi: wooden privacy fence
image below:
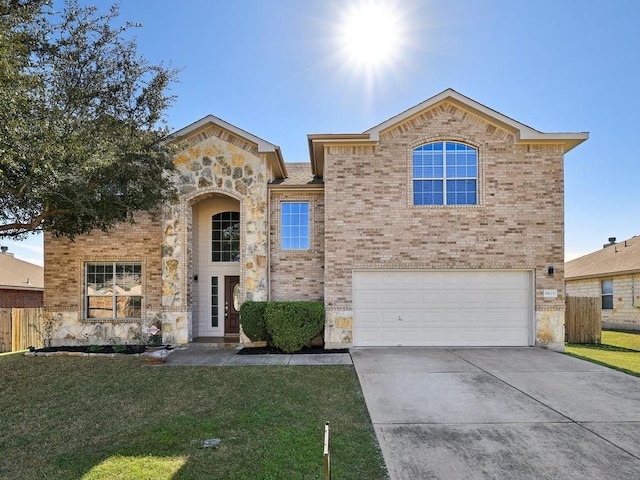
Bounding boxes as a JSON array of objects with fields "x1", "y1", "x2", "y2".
[
  {"x1": 565, "y1": 296, "x2": 601, "y2": 344},
  {"x1": 0, "y1": 307, "x2": 46, "y2": 353}
]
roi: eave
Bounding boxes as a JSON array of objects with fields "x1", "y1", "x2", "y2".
[
  {"x1": 307, "y1": 134, "x2": 376, "y2": 179},
  {"x1": 169, "y1": 115, "x2": 288, "y2": 179}
]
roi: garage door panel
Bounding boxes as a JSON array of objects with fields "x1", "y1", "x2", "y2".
[{"x1": 354, "y1": 270, "x2": 532, "y2": 347}]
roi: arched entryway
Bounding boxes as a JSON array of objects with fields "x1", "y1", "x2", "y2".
[{"x1": 191, "y1": 194, "x2": 241, "y2": 339}]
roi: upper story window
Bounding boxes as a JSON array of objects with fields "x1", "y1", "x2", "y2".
[
  {"x1": 86, "y1": 262, "x2": 142, "y2": 319},
  {"x1": 281, "y1": 202, "x2": 309, "y2": 250},
  {"x1": 413, "y1": 141, "x2": 478, "y2": 206},
  {"x1": 601, "y1": 279, "x2": 613, "y2": 310},
  {"x1": 212, "y1": 211, "x2": 240, "y2": 262}
]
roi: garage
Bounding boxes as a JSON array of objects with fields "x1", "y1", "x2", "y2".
[{"x1": 353, "y1": 270, "x2": 533, "y2": 347}]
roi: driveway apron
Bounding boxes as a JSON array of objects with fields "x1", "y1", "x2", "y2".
[{"x1": 351, "y1": 347, "x2": 640, "y2": 480}]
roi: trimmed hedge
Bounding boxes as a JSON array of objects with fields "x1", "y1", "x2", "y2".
[
  {"x1": 265, "y1": 301, "x2": 325, "y2": 353},
  {"x1": 239, "y1": 301, "x2": 269, "y2": 342}
]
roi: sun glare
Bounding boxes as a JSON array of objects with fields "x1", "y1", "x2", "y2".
[{"x1": 337, "y1": 0, "x2": 405, "y2": 73}]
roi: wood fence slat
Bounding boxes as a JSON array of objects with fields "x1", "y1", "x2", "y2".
[
  {"x1": 11, "y1": 308, "x2": 46, "y2": 351},
  {"x1": 565, "y1": 296, "x2": 601, "y2": 344},
  {"x1": 0, "y1": 308, "x2": 11, "y2": 353}
]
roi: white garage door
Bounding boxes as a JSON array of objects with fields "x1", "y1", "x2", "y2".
[{"x1": 353, "y1": 270, "x2": 532, "y2": 347}]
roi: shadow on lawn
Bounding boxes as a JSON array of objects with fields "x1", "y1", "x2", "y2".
[{"x1": 566, "y1": 343, "x2": 640, "y2": 353}]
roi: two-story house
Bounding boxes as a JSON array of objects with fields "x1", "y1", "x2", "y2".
[{"x1": 44, "y1": 89, "x2": 588, "y2": 351}]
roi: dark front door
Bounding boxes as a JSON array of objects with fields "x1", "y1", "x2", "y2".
[{"x1": 224, "y1": 276, "x2": 240, "y2": 335}]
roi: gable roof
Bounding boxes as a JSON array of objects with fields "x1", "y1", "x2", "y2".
[
  {"x1": 565, "y1": 235, "x2": 640, "y2": 280},
  {"x1": 0, "y1": 252, "x2": 44, "y2": 290},
  {"x1": 170, "y1": 114, "x2": 288, "y2": 179},
  {"x1": 308, "y1": 88, "x2": 589, "y2": 178}
]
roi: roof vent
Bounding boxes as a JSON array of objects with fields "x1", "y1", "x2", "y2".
[
  {"x1": 603, "y1": 237, "x2": 617, "y2": 249},
  {"x1": 0, "y1": 246, "x2": 7, "y2": 253}
]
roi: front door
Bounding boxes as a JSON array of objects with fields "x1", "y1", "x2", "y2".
[{"x1": 224, "y1": 276, "x2": 240, "y2": 335}]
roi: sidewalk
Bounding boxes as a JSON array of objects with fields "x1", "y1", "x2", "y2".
[{"x1": 160, "y1": 347, "x2": 352, "y2": 366}]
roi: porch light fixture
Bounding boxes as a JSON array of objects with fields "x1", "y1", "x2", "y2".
[{"x1": 547, "y1": 266, "x2": 554, "y2": 276}]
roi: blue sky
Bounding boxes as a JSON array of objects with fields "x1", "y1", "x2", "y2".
[{"x1": 4, "y1": 0, "x2": 640, "y2": 265}]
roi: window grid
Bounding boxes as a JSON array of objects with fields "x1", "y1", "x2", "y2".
[
  {"x1": 413, "y1": 141, "x2": 478, "y2": 206},
  {"x1": 601, "y1": 279, "x2": 613, "y2": 310},
  {"x1": 211, "y1": 277, "x2": 219, "y2": 328},
  {"x1": 281, "y1": 202, "x2": 310, "y2": 250},
  {"x1": 212, "y1": 211, "x2": 240, "y2": 262},
  {"x1": 86, "y1": 262, "x2": 142, "y2": 319}
]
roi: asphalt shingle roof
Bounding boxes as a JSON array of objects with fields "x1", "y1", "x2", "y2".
[
  {"x1": 270, "y1": 162, "x2": 322, "y2": 186},
  {"x1": 565, "y1": 235, "x2": 640, "y2": 280},
  {"x1": 0, "y1": 252, "x2": 44, "y2": 289}
]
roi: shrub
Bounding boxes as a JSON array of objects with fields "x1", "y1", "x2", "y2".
[
  {"x1": 265, "y1": 302, "x2": 325, "y2": 353},
  {"x1": 240, "y1": 301, "x2": 269, "y2": 342}
]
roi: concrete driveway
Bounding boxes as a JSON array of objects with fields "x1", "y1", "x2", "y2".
[{"x1": 351, "y1": 347, "x2": 640, "y2": 480}]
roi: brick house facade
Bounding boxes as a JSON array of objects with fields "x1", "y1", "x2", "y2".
[
  {"x1": 0, "y1": 249, "x2": 44, "y2": 308},
  {"x1": 565, "y1": 236, "x2": 640, "y2": 330},
  {"x1": 44, "y1": 89, "x2": 588, "y2": 350}
]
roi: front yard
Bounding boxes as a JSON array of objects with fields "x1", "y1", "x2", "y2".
[
  {"x1": 565, "y1": 330, "x2": 640, "y2": 376},
  {"x1": 0, "y1": 354, "x2": 387, "y2": 479}
]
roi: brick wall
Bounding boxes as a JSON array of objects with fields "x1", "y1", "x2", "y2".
[
  {"x1": 269, "y1": 190, "x2": 324, "y2": 301},
  {"x1": 566, "y1": 274, "x2": 640, "y2": 328},
  {"x1": 323, "y1": 101, "x2": 566, "y2": 347},
  {"x1": 0, "y1": 288, "x2": 43, "y2": 308},
  {"x1": 44, "y1": 211, "x2": 163, "y2": 316}
]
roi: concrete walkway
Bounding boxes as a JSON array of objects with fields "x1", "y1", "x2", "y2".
[
  {"x1": 351, "y1": 347, "x2": 640, "y2": 480},
  {"x1": 160, "y1": 346, "x2": 352, "y2": 366}
]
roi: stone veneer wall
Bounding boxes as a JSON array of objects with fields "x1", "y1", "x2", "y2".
[
  {"x1": 44, "y1": 128, "x2": 271, "y2": 345},
  {"x1": 323, "y1": 101, "x2": 567, "y2": 349},
  {"x1": 269, "y1": 190, "x2": 325, "y2": 301},
  {"x1": 566, "y1": 274, "x2": 640, "y2": 329},
  {"x1": 163, "y1": 133, "x2": 270, "y2": 342},
  {"x1": 43, "y1": 211, "x2": 164, "y2": 345}
]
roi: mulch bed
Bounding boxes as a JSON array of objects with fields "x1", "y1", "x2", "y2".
[
  {"x1": 237, "y1": 345, "x2": 349, "y2": 355},
  {"x1": 27, "y1": 345, "x2": 165, "y2": 355}
]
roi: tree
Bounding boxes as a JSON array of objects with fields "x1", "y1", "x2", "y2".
[{"x1": 0, "y1": 0, "x2": 178, "y2": 239}]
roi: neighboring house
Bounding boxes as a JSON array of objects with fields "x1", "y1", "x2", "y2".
[
  {"x1": 44, "y1": 89, "x2": 588, "y2": 350},
  {"x1": 0, "y1": 247, "x2": 44, "y2": 308},
  {"x1": 565, "y1": 236, "x2": 640, "y2": 330}
]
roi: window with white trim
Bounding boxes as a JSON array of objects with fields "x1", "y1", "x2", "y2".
[
  {"x1": 281, "y1": 202, "x2": 310, "y2": 250},
  {"x1": 212, "y1": 211, "x2": 240, "y2": 262},
  {"x1": 601, "y1": 279, "x2": 613, "y2": 310},
  {"x1": 413, "y1": 141, "x2": 478, "y2": 205},
  {"x1": 86, "y1": 262, "x2": 142, "y2": 319}
]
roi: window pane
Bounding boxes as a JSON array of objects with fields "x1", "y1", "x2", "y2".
[
  {"x1": 212, "y1": 211, "x2": 240, "y2": 262},
  {"x1": 281, "y1": 202, "x2": 310, "y2": 250},
  {"x1": 115, "y1": 264, "x2": 141, "y2": 294},
  {"x1": 447, "y1": 179, "x2": 477, "y2": 205},
  {"x1": 116, "y1": 296, "x2": 141, "y2": 319},
  {"x1": 87, "y1": 296, "x2": 113, "y2": 319},
  {"x1": 601, "y1": 279, "x2": 613, "y2": 295},
  {"x1": 211, "y1": 277, "x2": 218, "y2": 327},
  {"x1": 414, "y1": 180, "x2": 443, "y2": 205}
]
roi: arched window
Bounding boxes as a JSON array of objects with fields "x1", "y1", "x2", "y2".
[
  {"x1": 413, "y1": 141, "x2": 477, "y2": 205},
  {"x1": 212, "y1": 211, "x2": 240, "y2": 262}
]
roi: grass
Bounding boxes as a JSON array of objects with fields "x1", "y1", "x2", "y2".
[
  {"x1": 565, "y1": 330, "x2": 640, "y2": 376},
  {"x1": 0, "y1": 353, "x2": 388, "y2": 480}
]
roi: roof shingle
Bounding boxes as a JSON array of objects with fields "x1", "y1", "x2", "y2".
[{"x1": 565, "y1": 235, "x2": 640, "y2": 280}]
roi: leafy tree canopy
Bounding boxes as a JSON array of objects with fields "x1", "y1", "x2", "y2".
[{"x1": 0, "y1": 0, "x2": 178, "y2": 239}]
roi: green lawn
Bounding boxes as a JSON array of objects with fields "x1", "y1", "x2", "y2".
[
  {"x1": 0, "y1": 354, "x2": 387, "y2": 480},
  {"x1": 565, "y1": 330, "x2": 640, "y2": 376}
]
